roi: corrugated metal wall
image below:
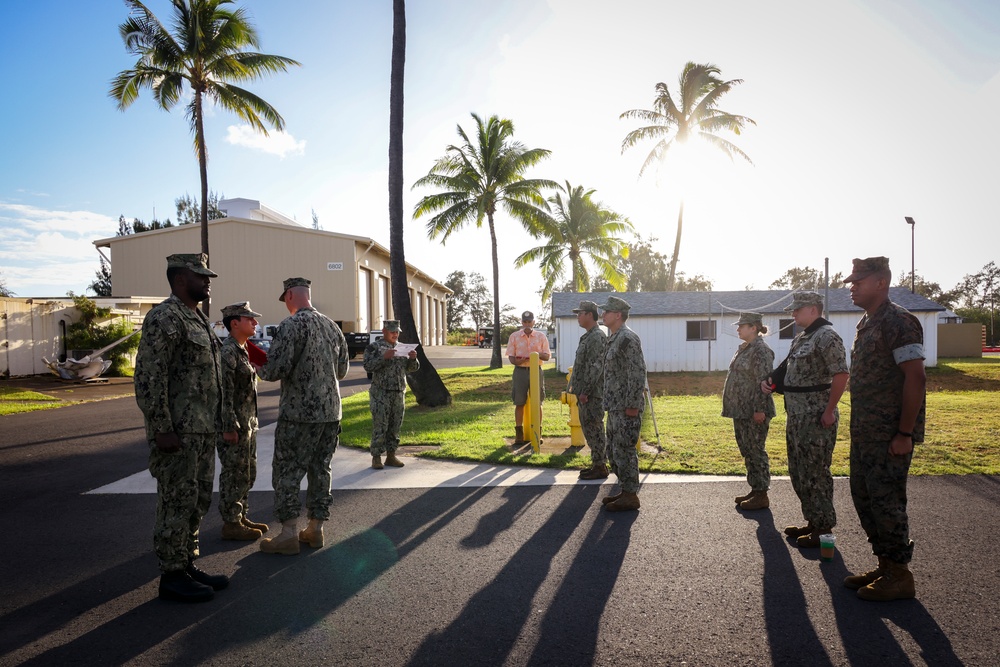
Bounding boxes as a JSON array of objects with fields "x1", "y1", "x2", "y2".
[
  {"x1": 101, "y1": 218, "x2": 449, "y2": 343},
  {"x1": 556, "y1": 310, "x2": 939, "y2": 374}
]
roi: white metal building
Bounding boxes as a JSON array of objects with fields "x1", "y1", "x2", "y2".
[{"x1": 553, "y1": 289, "x2": 945, "y2": 373}]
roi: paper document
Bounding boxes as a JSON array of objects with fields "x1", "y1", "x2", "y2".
[{"x1": 393, "y1": 342, "x2": 418, "y2": 357}]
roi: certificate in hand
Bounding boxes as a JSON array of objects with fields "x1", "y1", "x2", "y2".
[{"x1": 393, "y1": 342, "x2": 418, "y2": 357}]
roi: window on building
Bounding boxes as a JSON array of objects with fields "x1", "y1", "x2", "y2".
[
  {"x1": 779, "y1": 318, "x2": 802, "y2": 339},
  {"x1": 686, "y1": 320, "x2": 717, "y2": 341}
]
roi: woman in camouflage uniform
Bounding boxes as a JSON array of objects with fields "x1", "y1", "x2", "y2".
[{"x1": 722, "y1": 312, "x2": 776, "y2": 511}]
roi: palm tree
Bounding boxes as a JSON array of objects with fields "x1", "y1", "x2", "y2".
[
  {"x1": 387, "y1": 0, "x2": 450, "y2": 406},
  {"x1": 514, "y1": 181, "x2": 634, "y2": 300},
  {"x1": 621, "y1": 62, "x2": 755, "y2": 290},
  {"x1": 413, "y1": 113, "x2": 557, "y2": 369},
  {"x1": 109, "y1": 0, "x2": 299, "y2": 313}
]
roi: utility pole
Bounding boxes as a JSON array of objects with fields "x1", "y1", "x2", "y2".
[{"x1": 905, "y1": 216, "x2": 916, "y2": 293}]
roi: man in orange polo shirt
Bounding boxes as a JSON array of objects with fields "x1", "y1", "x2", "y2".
[{"x1": 506, "y1": 310, "x2": 551, "y2": 445}]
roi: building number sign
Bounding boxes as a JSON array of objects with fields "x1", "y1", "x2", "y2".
[{"x1": 327, "y1": 262, "x2": 344, "y2": 271}]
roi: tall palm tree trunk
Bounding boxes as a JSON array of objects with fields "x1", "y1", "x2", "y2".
[
  {"x1": 666, "y1": 199, "x2": 684, "y2": 291},
  {"x1": 487, "y1": 214, "x2": 502, "y2": 369},
  {"x1": 195, "y1": 92, "x2": 211, "y2": 316},
  {"x1": 387, "y1": 0, "x2": 450, "y2": 406}
]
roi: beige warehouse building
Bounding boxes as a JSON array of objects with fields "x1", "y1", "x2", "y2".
[{"x1": 93, "y1": 198, "x2": 450, "y2": 342}]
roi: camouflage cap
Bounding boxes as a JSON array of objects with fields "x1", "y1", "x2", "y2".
[
  {"x1": 784, "y1": 290, "x2": 824, "y2": 312},
  {"x1": 571, "y1": 300, "x2": 599, "y2": 317},
  {"x1": 597, "y1": 295, "x2": 631, "y2": 313},
  {"x1": 521, "y1": 310, "x2": 535, "y2": 322},
  {"x1": 220, "y1": 301, "x2": 262, "y2": 319},
  {"x1": 166, "y1": 253, "x2": 217, "y2": 277},
  {"x1": 733, "y1": 312, "x2": 764, "y2": 327},
  {"x1": 382, "y1": 319, "x2": 400, "y2": 332},
  {"x1": 843, "y1": 256, "x2": 890, "y2": 283},
  {"x1": 279, "y1": 277, "x2": 311, "y2": 302}
]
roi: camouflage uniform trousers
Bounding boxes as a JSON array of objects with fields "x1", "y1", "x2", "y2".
[
  {"x1": 850, "y1": 440, "x2": 914, "y2": 563},
  {"x1": 217, "y1": 429, "x2": 258, "y2": 523},
  {"x1": 578, "y1": 397, "x2": 608, "y2": 466},
  {"x1": 148, "y1": 433, "x2": 216, "y2": 572},
  {"x1": 370, "y1": 385, "x2": 405, "y2": 456},
  {"x1": 785, "y1": 412, "x2": 838, "y2": 529},
  {"x1": 606, "y1": 410, "x2": 641, "y2": 494},
  {"x1": 272, "y1": 419, "x2": 341, "y2": 523},
  {"x1": 733, "y1": 417, "x2": 771, "y2": 491}
]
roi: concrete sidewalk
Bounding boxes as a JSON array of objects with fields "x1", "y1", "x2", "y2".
[{"x1": 88, "y1": 420, "x2": 743, "y2": 495}]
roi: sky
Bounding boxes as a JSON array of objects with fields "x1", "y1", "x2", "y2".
[{"x1": 2, "y1": 0, "x2": 999, "y2": 319}]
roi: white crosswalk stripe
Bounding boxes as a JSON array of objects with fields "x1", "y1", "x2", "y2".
[{"x1": 87, "y1": 422, "x2": 738, "y2": 494}]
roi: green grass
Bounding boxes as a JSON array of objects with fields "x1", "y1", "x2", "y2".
[
  {"x1": 339, "y1": 358, "x2": 1000, "y2": 476},
  {"x1": 0, "y1": 386, "x2": 63, "y2": 416}
]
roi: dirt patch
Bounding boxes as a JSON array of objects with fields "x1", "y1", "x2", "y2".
[{"x1": 646, "y1": 372, "x2": 726, "y2": 396}]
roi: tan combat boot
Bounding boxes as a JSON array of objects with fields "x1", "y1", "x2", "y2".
[
  {"x1": 844, "y1": 556, "x2": 887, "y2": 590},
  {"x1": 241, "y1": 515, "x2": 269, "y2": 533},
  {"x1": 385, "y1": 451, "x2": 405, "y2": 467},
  {"x1": 221, "y1": 521, "x2": 262, "y2": 541},
  {"x1": 372, "y1": 455, "x2": 384, "y2": 470},
  {"x1": 739, "y1": 490, "x2": 770, "y2": 511},
  {"x1": 601, "y1": 491, "x2": 623, "y2": 505},
  {"x1": 857, "y1": 561, "x2": 915, "y2": 601},
  {"x1": 299, "y1": 518, "x2": 325, "y2": 548},
  {"x1": 260, "y1": 520, "x2": 301, "y2": 555},
  {"x1": 735, "y1": 489, "x2": 755, "y2": 504},
  {"x1": 605, "y1": 492, "x2": 640, "y2": 512},
  {"x1": 579, "y1": 463, "x2": 609, "y2": 480},
  {"x1": 784, "y1": 524, "x2": 813, "y2": 538},
  {"x1": 796, "y1": 527, "x2": 831, "y2": 548}
]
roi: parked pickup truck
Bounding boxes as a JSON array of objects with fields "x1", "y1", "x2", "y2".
[{"x1": 344, "y1": 331, "x2": 371, "y2": 359}]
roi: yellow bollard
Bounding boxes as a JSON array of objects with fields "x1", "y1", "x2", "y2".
[
  {"x1": 559, "y1": 366, "x2": 585, "y2": 447},
  {"x1": 524, "y1": 352, "x2": 542, "y2": 453}
]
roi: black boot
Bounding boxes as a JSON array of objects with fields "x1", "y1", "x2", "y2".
[
  {"x1": 186, "y1": 560, "x2": 229, "y2": 591},
  {"x1": 159, "y1": 570, "x2": 214, "y2": 602}
]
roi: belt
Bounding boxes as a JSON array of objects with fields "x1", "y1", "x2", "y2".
[{"x1": 783, "y1": 383, "x2": 832, "y2": 393}]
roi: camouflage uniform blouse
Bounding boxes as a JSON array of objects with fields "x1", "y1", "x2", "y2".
[
  {"x1": 568, "y1": 326, "x2": 607, "y2": 398},
  {"x1": 603, "y1": 326, "x2": 646, "y2": 412},
  {"x1": 363, "y1": 339, "x2": 420, "y2": 391},
  {"x1": 850, "y1": 300, "x2": 926, "y2": 442},
  {"x1": 722, "y1": 335, "x2": 776, "y2": 419},
  {"x1": 220, "y1": 336, "x2": 258, "y2": 434},
  {"x1": 258, "y1": 307, "x2": 350, "y2": 422},
  {"x1": 134, "y1": 294, "x2": 222, "y2": 440},
  {"x1": 783, "y1": 319, "x2": 849, "y2": 416}
]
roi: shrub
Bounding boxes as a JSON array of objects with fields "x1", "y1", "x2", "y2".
[{"x1": 65, "y1": 294, "x2": 140, "y2": 376}]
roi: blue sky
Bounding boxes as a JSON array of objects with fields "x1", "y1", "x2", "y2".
[{"x1": 1, "y1": 0, "x2": 998, "y2": 316}]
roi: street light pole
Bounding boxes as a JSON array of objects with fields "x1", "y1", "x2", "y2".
[{"x1": 905, "y1": 216, "x2": 916, "y2": 293}]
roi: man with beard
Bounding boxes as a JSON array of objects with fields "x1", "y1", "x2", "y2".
[{"x1": 135, "y1": 253, "x2": 228, "y2": 603}]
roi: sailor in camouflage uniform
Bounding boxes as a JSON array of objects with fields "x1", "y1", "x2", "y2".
[
  {"x1": 568, "y1": 300, "x2": 609, "y2": 481},
  {"x1": 843, "y1": 257, "x2": 926, "y2": 601},
  {"x1": 217, "y1": 301, "x2": 269, "y2": 541},
  {"x1": 363, "y1": 320, "x2": 419, "y2": 470},
  {"x1": 256, "y1": 278, "x2": 350, "y2": 555},
  {"x1": 762, "y1": 291, "x2": 849, "y2": 548},
  {"x1": 722, "y1": 312, "x2": 776, "y2": 511},
  {"x1": 135, "y1": 253, "x2": 229, "y2": 603},
  {"x1": 597, "y1": 296, "x2": 646, "y2": 512}
]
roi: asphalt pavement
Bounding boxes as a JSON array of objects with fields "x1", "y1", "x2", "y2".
[{"x1": 1, "y1": 347, "x2": 997, "y2": 665}]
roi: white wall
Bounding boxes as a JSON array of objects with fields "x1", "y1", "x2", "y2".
[{"x1": 556, "y1": 311, "x2": 939, "y2": 374}]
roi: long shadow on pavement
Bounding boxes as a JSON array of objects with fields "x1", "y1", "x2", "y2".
[
  {"x1": 747, "y1": 510, "x2": 835, "y2": 665},
  {"x1": 821, "y1": 550, "x2": 961, "y2": 665},
  {"x1": 405, "y1": 485, "x2": 600, "y2": 666},
  {"x1": 11, "y1": 482, "x2": 504, "y2": 666},
  {"x1": 526, "y1": 505, "x2": 636, "y2": 666}
]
